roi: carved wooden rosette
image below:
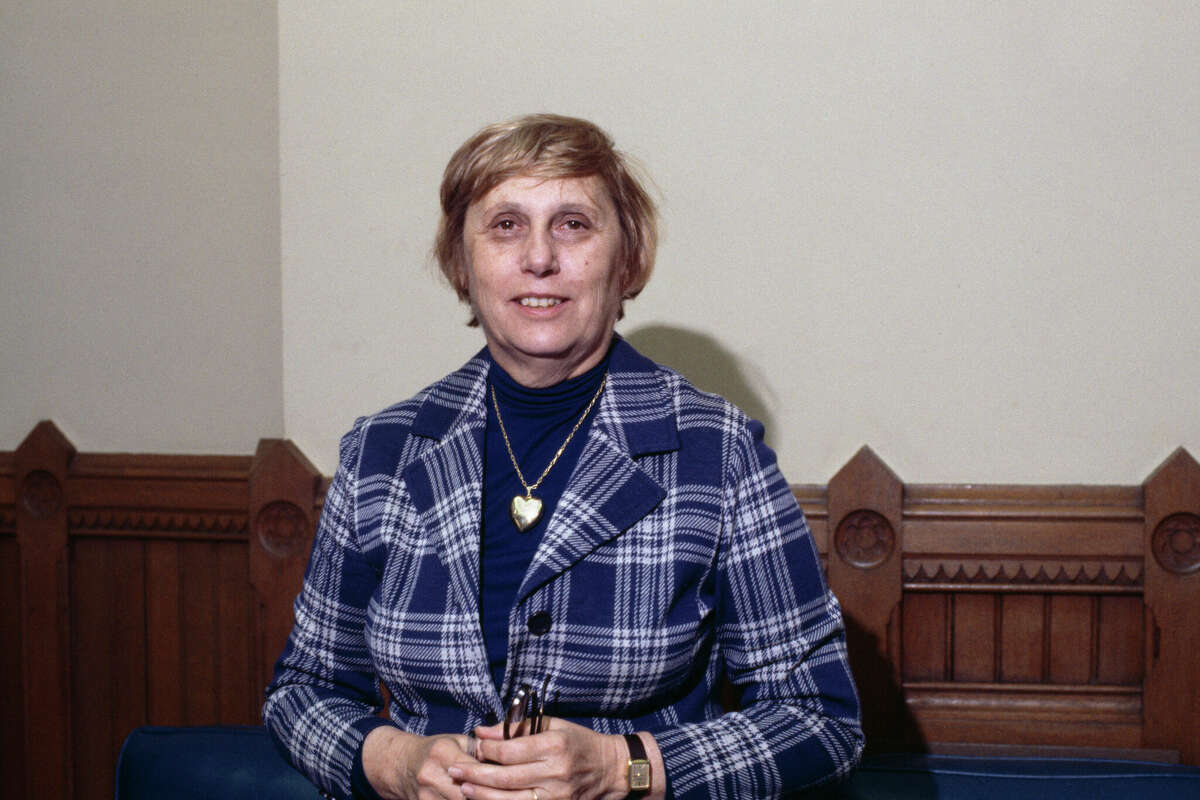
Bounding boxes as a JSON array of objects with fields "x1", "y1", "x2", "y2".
[
  {"x1": 21, "y1": 469, "x2": 63, "y2": 519},
  {"x1": 255, "y1": 500, "x2": 309, "y2": 559},
  {"x1": 1151, "y1": 512, "x2": 1200, "y2": 575},
  {"x1": 835, "y1": 509, "x2": 895, "y2": 569}
]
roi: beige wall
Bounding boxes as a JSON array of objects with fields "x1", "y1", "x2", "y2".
[
  {"x1": 281, "y1": 2, "x2": 1199, "y2": 483},
  {"x1": 4, "y1": 3, "x2": 1197, "y2": 484},
  {"x1": 1, "y1": 1, "x2": 282, "y2": 453}
]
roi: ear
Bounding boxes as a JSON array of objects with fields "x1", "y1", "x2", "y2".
[
  {"x1": 453, "y1": 260, "x2": 472, "y2": 301},
  {"x1": 618, "y1": 261, "x2": 639, "y2": 298}
]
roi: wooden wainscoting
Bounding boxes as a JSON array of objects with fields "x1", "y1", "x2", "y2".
[
  {"x1": 3, "y1": 422, "x2": 1199, "y2": 800},
  {"x1": 3, "y1": 422, "x2": 323, "y2": 800},
  {"x1": 827, "y1": 446, "x2": 1200, "y2": 762}
]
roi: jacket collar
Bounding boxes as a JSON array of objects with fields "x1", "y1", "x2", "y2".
[
  {"x1": 410, "y1": 350, "x2": 491, "y2": 441},
  {"x1": 409, "y1": 336, "x2": 681, "y2": 458}
]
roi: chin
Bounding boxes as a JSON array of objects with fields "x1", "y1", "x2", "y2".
[
  {"x1": 506, "y1": 328, "x2": 585, "y2": 358},
  {"x1": 514, "y1": 340, "x2": 580, "y2": 361}
]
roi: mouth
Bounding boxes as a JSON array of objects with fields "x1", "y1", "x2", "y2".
[{"x1": 517, "y1": 296, "x2": 565, "y2": 309}]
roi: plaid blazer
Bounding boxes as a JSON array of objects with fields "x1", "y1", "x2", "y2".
[{"x1": 264, "y1": 338, "x2": 862, "y2": 799}]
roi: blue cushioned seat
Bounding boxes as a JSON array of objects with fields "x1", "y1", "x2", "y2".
[
  {"x1": 116, "y1": 725, "x2": 322, "y2": 799},
  {"x1": 838, "y1": 753, "x2": 1200, "y2": 799},
  {"x1": 117, "y1": 727, "x2": 1200, "y2": 799}
]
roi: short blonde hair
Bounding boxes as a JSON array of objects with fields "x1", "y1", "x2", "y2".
[{"x1": 434, "y1": 114, "x2": 658, "y2": 324}]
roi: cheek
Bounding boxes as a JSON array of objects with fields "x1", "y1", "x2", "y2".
[
  {"x1": 456, "y1": 264, "x2": 473, "y2": 298},
  {"x1": 589, "y1": 244, "x2": 624, "y2": 297},
  {"x1": 464, "y1": 254, "x2": 503, "y2": 300},
  {"x1": 603, "y1": 262, "x2": 626, "y2": 303}
]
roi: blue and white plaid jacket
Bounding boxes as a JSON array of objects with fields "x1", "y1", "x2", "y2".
[{"x1": 264, "y1": 338, "x2": 862, "y2": 798}]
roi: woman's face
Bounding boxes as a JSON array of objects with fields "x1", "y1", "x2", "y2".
[{"x1": 462, "y1": 174, "x2": 625, "y2": 387}]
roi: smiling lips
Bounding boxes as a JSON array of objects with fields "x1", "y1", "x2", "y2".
[{"x1": 518, "y1": 296, "x2": 564, "y2": 308}]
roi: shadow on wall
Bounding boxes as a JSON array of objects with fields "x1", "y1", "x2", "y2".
[
  {"x1": 841, "y1": 614, "x2": 929, "y2": 757},
  {"x1": 624, "y1": 324, "x2": 777, "y2": 442}
]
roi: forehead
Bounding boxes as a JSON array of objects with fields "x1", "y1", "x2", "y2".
[{"x1": 471, "y1": 174, "x2": 613, "y2": 213}]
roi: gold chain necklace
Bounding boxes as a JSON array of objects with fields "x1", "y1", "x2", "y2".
[{"x1": 490, "y1": 373, "x2": 607, "y2": 532}]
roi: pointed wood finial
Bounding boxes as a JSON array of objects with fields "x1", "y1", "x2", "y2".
[
  {"x1": 827, "y1": 445, "x2": 907, "y2": 751},
  {"x1": 1142, "y1": 446, "x2": 1200, "y2": 763},
  {"x1": 15, "y1": 420, "x2": 76, "y2": 798},
  {"x1": 248, "y1": 438, "x2": 321, "y2": 694}
]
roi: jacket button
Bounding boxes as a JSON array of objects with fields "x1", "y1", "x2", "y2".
[{"x1": 527, "y1": 611, "x2": 552, "y2": 636}]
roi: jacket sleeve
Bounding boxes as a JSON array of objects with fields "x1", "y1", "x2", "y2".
[
  {"x1": 262, "y1": 422, "x2": 395, "y2": 799},
  {"x1": 652, "y1": 418, "x2": 863, "y2": 798}
]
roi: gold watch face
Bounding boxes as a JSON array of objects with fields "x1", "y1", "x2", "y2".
[{"x1": 629, "y1": 760, "x2": 651, "y2": 791}]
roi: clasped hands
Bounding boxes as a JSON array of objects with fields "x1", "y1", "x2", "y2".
[{"x1": 362, "y1": 714, "x2": 631, "y2": 800}]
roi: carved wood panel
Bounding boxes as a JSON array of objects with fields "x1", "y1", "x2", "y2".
[
  {"x1": 5, "y1": 423, "x2": 317, "y2": 800},
  {"x1": 4, "y1": 423, "x2": 1199, "y2": 800},
  {"x1": 835, "y1": 466, "x2": 1198, "y2": 758}
]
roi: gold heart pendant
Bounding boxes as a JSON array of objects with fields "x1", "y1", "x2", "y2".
[{"x1": 510, "y1": 494, "x2": 544, "y2": 532}]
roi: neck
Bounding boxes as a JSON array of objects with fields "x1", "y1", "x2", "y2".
[{"x1": 488, "y1": 344, "x2": 611, "y2": 389}]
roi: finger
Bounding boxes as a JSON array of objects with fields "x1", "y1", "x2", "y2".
[
  {"x1": 538, "y1": 716, "x2": 585, "y2": 733},
  {"x1": 466, "y1": 785, "x2": 559, "y2": 800},
  {"x1": 458, "y1": 779, "x2": 553, "y2": 800},
  {"x1": 429, "y1": 735, "x2": 472, "y2": 765},
  {"x1": 424, "y1": 773, "x2": 469, "y2": 800},
  {"x1": 473, "y1": 722, "x2": 506, "y2": 741},
  {"x1": 450, "y1": 758, "x2": 548, "y2": 791},
  {"x1": 416, "y1": 764, "x2": 470, "y2": 800},
  {"x1": 473, "y1": 731, "x2": 557, "y2": 767}
]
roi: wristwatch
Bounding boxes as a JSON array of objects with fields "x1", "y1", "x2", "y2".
[{"x1": 624, "y1": 733, "x2": 651, "y2": 797}]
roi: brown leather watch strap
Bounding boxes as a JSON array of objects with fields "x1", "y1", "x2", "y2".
[{"x1": 624, "y1": 733, "x2": 650, "y2": 797}]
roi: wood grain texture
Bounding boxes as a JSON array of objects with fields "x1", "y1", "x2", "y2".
[
  {"x1": 68, "y1": 538, "x2": 148, "y2": 800},
  {"x1": 145, "y1": 540, "x2": 184, "y2": 721},
  {"x1": 0, "y1": 532, "x2": 26, "y2": 797},
  {"x1": 901, "y1": 593, "x2": 948, "y2": 682},
  {"x1": 997, "y1": 594, "x2": 1043, "y2": 683},
  {"x1": 1095, "y1": 595, "x2": 1143, "y2": 685}
]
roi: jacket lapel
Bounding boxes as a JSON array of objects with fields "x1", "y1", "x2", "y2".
[
  {"x1": 401, "y1": 352, "x2": 490, "y2": 634},
  {"x1": 518, "y1": 339, "x2": 680, "y2": 601}
]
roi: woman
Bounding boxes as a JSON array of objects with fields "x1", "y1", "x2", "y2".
[{"x1": 264, "y1": 114, "x2": 862, "y2": 800}]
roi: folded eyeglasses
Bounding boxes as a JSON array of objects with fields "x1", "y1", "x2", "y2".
[{"x1": 504, "y1": 675, "x2": 550, "y2": 739}]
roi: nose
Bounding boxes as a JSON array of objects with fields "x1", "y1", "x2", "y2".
[{"x1": 522, "y1": 228, "x2": 558, "y2": 277}]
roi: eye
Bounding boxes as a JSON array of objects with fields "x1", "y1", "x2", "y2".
[
  {"x1": 495, "y1": 218, "x2": 516, "y2": 230},
  {"x1": 560, "y1": 217, "x2": 589, "y2": 232}
]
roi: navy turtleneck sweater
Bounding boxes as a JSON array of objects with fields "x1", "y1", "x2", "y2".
[{"x1": 480, "y1": 349, "x2": 610, "y2": 695}]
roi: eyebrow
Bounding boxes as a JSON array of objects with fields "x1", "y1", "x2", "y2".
[{"x1": 481, "y1": 200, "x2": 602, "y2": 216}]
